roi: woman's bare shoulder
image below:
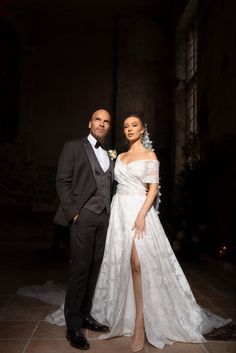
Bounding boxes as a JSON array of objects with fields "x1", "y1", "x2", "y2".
[
  {"x1": 145, "y1": 149, "x2": 158, "y2": 161},
  {"x1": 118, "y1": 152, "x2": 127, "y2": 159}
]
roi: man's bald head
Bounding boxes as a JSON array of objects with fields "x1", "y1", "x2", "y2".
[{"x1": 89, "y1": 109, "x2": 111, "y2": 142}]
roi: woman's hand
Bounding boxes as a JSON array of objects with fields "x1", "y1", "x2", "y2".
[
  {"x1": 131, "y1": 182, "x2": 158, "y2": 239},
  {"x1": 132, "y1": 213, "x2": 146, "y2": 239}
]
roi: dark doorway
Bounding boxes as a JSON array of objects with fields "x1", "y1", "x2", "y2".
[{"x1": 0, "y1": 21, "x2": 20, "y2": 142}]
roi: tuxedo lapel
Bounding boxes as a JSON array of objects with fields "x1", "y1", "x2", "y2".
[
  {"x1": 84, "y1": 137, "x2": 114, "y2": 174},
  {"x1": 108, "y1": 154, "x2": 115, "y2": 180},
  {"x1": 83, "y1": 137, "x2": 97, "y2": 179}
]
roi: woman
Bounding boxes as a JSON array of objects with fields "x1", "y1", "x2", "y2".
[{"x1": 90, "y1": 114, "x2": 231, "y2": 351}]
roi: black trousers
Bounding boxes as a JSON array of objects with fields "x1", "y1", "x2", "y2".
[{"x1": 64, "y1": 207, "x2": 109, "y2": 329}]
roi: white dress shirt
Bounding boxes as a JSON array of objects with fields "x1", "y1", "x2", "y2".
[{"x1": 87, "y1": 134, "x2": 110, "y2": 172}]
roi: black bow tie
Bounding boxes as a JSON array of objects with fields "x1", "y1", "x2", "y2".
[{"x1": 95, "y1": 141, "x2": 103, "y2": 149}]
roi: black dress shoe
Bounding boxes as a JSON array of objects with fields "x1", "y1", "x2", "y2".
[
  {"x1": 82, "y1": 315, "x2": 109, "y2": 332},
  {"x1": 66, "y1": 328, "x2": 90, "y2": 350}
]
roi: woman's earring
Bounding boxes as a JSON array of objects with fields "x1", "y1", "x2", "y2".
[{"x1": 140, "y1": 133, "x2": 144, "y2": 143}]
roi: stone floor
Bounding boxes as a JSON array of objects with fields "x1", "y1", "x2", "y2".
[{"x1": 0, "y1": 241, "x2": 235, "y2": 353}]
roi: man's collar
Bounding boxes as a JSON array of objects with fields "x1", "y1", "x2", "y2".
[
  {"x1": 88, "y1": 133, "x2": 105, "y2": 149},
  {"x1": 87, "y1": 133, "x2": 97, "y2": 147}
]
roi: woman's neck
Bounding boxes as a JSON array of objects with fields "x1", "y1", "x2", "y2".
[{"x1": 129, "y1": 140, "x2": 145, "y2": 152}]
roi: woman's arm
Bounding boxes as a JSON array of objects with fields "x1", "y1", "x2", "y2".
[{"x1": 132, "y1": 183, "x2": 159, "y2": 239}]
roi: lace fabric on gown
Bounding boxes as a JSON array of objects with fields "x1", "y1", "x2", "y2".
[{"x1": 17, "y1": 155, "x2": 231, "y2": 349}]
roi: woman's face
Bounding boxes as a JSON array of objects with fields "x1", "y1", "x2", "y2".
[{"x1": 123, "y1": 116, "x2": 144, "y2": 143}]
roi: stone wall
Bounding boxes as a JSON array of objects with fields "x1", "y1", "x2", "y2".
[
  {"x1": 174, "y1": 0, "x2": 236, "y2": 260},
  {"x1": 197, "y1": 0, "x2": 236, "y2": 253},
  {"x1": 0, "y1": 10, "x2": 115, "y2": 166},
  {"x1": 115, "y1": 15, "x2": 174, "y2": 215},
  {"x1": 198, "y1": 0, "x2": 236, "y2": 151},
  {"x1": 0, "y1": 2, "x2": 176, "y2": 242}
]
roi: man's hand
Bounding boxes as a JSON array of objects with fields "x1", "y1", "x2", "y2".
[{"x1": 73, "y1": 214, "x2": 79, "y2": 223}]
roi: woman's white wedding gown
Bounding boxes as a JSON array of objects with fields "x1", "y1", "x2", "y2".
[{"x1": 18, "y1": 155, "x2": 231, "y2": 349}]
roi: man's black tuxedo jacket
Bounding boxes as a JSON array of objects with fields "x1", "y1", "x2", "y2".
[{"x1": 54, "y1": 137, "x2": 114, "y2": 227}]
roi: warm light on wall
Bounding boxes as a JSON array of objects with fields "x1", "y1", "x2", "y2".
[{"x1": 219, "y1": 245, "x2": 227, "y2": 257}]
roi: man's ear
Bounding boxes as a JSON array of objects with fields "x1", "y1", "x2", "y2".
[{"x1": 88, "y1": 121, "x2": 91, "y2": 129}]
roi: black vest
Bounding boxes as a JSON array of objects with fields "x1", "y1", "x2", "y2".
[{"x1": 83, "y1": 153, "x2": 112, "y2": 214}]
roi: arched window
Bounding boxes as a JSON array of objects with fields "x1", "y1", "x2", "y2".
[
  {"x1": 186, "y1": 24, "x2": 197, "y2": 135},
  {"x1": 175, "y1": 0, "x2": 199, "y2": 173}
]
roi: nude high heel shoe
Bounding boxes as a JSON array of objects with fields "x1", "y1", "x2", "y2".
[
  {"x1": 131, "y1": 343, "x2": 144, "y2": 352},
  {"x1": 131, "y1": 327, "x2": 145, "y2": 352}
]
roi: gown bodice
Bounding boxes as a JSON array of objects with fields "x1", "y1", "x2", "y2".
[{"x1": 115, "y1": 155, "x2": 160, "y2": 196}]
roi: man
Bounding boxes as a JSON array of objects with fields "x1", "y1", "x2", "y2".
[{"x1": 54, "y1": 109, "x2": 114, "y2": 350}]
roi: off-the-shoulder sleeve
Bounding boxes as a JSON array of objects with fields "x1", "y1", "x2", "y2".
[{"x1": 143, "y1": 160, "x2": 159, "y2": 184}]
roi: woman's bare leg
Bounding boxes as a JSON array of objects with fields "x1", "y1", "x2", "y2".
[{"x1": 131, "y1": 241, "x2": 145, "y2": 352}]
